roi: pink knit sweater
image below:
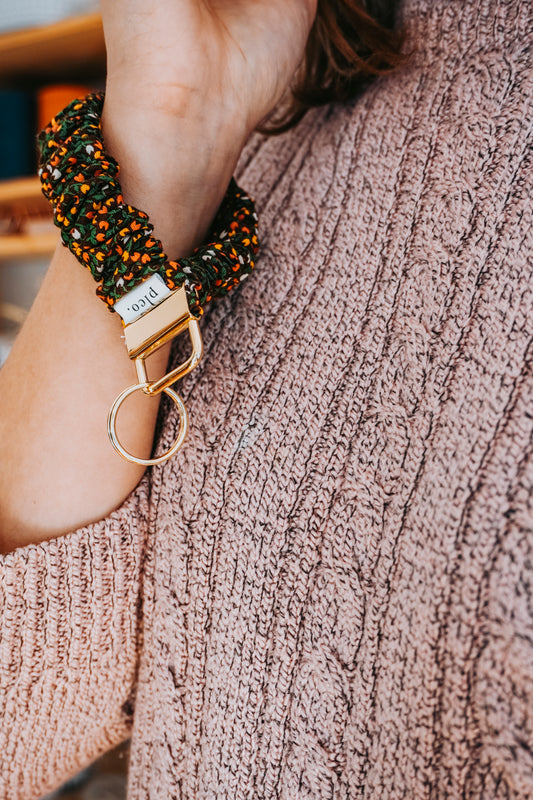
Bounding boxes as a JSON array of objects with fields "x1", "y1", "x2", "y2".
[{"x1": 1, "y1": 0, "x2": 532, "y2": 797}]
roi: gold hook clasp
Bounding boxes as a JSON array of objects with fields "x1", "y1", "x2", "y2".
[
  {"x1": 123, "y1": 285, "x2": 203, "y2": 395},
  {"x1": 108, "y1": 286, "x2": 203, "y2": 465}
]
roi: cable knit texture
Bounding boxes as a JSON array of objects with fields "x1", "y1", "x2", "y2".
[{"x1": 1, "y1": 0, "x2": 533, "y2": 797}]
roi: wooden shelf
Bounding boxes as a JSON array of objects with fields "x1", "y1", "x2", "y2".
[
  {"x1": 0, "y1": 176, "x2": 50, "y2": 217},
  {"x1": 0, "y1": 300, "x2": 27, "y2": 324},
  {"x1": 0, "y1": 13, "x2": 105, "y2": 83},
  {"x1": 0, "y1": 232, "x2": 56, "y2": 259},
  {"x1": 0, "y1": 177, "x2": 55, "y2": 258}
]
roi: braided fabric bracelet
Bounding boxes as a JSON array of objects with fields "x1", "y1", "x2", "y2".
[
  {"x1": 36, "y1": 92, "x2": 260, "y2": 466},
  {"x1": 37, "y1": 92, "x2": 259, "y2": 317}
]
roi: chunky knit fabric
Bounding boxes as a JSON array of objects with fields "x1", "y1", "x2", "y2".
[{"x1": 1, "y1": 0, "x2": 533, "y2": 797}]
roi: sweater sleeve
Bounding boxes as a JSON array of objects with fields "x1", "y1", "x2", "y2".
[
  {"x1": 474, "y1": 446, "x2": 533, "y2": 797},
  {"x1": 0, "y1": 477, "x2": 150, "y2": 800}
]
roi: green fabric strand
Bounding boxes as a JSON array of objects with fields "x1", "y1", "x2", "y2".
[{"x1": 37, "y1": 93, "x2": 259, "y2": 315}]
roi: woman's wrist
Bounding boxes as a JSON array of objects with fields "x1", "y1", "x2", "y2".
[{"x1": 101, "y1": 85, "x2": 249, "y2": 257}]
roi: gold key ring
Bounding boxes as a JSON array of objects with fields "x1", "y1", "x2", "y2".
[
  {"x1": 108, "y1": 382, "x2": 188, "y2": 466},
  {"x1": 108, "y1": 286, "x2": 203, "y2": 466}
]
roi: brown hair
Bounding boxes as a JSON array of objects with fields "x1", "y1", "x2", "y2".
[{"x1": 264, "y1": 0, "x2": 404, "y2": 133}]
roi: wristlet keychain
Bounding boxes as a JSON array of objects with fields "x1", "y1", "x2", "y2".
[{"x1": 37, "y1": 93, "x2": 259, "y2": 466}]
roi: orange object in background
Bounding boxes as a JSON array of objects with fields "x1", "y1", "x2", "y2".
[{"x1": 37, "y1": 83, "x2": 92, "y2": 131}]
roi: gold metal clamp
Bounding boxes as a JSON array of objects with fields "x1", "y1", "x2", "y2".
[{"x1": 107, "y1": 286, "x2": 203, "y2": 466}]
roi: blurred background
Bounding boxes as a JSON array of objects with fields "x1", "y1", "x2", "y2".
[{"x1": 0, "y1": 0, "x2": 103, "y2": 366}]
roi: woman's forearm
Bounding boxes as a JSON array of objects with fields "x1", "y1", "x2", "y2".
[{"x1": 0, "y1": 104, "x2": 245, "y2": 553}]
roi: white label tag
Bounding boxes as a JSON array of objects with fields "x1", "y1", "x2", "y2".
[{"x1": 114, "y1": 274, "x2": 172, "y2": 324}]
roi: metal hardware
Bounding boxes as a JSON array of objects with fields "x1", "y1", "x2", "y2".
[
  {"x1": 108, "y1": 286, "x2": 203, "y2": 465},
  {"x1": 123, "y1": 285, "x2": 203, "y2": 395},
  {"x1": 108, "y1": 382, "x2": 188, "y2": 466},
  {"x1": 132, "y1": 317, "x2": 202, "y2": 396}
]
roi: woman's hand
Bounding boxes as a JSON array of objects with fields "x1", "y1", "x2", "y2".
[
  {"x1": 101, "y1": 0, "x2": 317, "y2": 135},
  {"x1": 100, "y1": 0, "x2": 317, "y2": 257}
]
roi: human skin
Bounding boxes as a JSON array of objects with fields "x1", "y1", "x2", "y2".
[{"x1": 0, "y1": 0, "x2": 317, "y2": 553}]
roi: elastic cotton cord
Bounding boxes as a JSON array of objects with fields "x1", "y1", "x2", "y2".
[{"x1": 37, "y1": 92, "x2": 259, "y2": 316}]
